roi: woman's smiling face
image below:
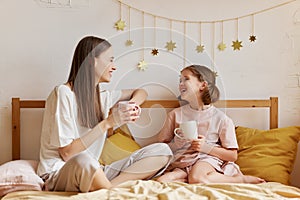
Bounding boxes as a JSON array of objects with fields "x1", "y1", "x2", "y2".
[{"x1": 94, "y1": 47, "x2": 116, "y2": 84}]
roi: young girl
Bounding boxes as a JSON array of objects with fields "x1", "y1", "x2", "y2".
[
  {"x1": 37, "y1": 36, "x2": 172, "y2": 192},
  {"x1": 157, "y1": 65, "x2": 265, "y2": 184}
]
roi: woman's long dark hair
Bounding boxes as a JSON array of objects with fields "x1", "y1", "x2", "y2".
[{"x1": 67, "y1": 36, "x2": 111, "y2": 128}]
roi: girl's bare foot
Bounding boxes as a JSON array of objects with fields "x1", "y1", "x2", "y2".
[
  {"x1": 242, "y1": 175, "x2": 266, "y2": 184},
  {"x1": 157, "y1": 168, "x2": 187, "y2": 183}
]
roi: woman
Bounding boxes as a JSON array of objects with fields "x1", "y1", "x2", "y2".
[
  {"x1": 37, "y1": 36, "x2": 172, "y2": 192},
  {"x1": 157, "y1": 65, "x2": 265, "y2": 184}
]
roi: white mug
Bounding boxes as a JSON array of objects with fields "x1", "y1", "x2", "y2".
[
  {"x1": 174, "y1": 120, "x2": 198, "y2": 139},
  {"x1": 118, "y1": 101, "x2": 141, "y2": 116}
]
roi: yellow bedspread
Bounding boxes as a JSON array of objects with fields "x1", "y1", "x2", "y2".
[{"x1": 3, "y1": 181, "x2": 300, "y2": 200}]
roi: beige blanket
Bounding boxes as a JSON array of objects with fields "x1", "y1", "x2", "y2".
[{"x1": 3, "y1": 180, "x2": 300, "y2": 200}]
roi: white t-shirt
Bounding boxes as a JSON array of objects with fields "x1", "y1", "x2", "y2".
[{"x1": 37, "y1": 85, "x2": 121, "y2": 176}]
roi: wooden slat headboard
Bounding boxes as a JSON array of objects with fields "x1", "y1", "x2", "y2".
[{"x1": 11, "y1": 97, "x2": 278, "y2": 160}]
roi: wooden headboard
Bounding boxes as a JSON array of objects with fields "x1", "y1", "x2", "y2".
[{"x1": 11, "y1": 97, "x2": 278, "y2": 160}]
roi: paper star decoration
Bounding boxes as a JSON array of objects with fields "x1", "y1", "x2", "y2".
[
  {"x1": 213, "y1": 71, "x2": 218, "y2": 77},
  {"x1": 196, "y1": 45, "x2": 205, "y2": 53},
  {"x1": 249, "y1": 35, "x2": 257, "y2": 42},
  {"x1": 114, "y1": 19, "x2": 126, "y2": 31},
  {"x1": 137, "y1": 60, "x2": 148, "y2": 71},
  {"x1": 231, "y1": 40, "x2": 243, "y2": 50},
  {"x1": 217, "y1": 42, "x2": 226, "y2": 51},
  {"x1": 125, "y1": 40, "x2": 133, "y2": 46},
  {"x1": 151, "y1": 48, "x2": 159, "y2": 56},
  {"x1": 165, "y1": 41, "x2": 176, "y2": 51}
]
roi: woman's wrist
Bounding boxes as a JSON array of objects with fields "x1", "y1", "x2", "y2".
[{"x1": 99, "y1": 118, "x2": 113, "y2": 132}]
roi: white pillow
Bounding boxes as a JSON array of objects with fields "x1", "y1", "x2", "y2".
[{"x1": 0, "y1": 160, "x2": 44, "y2": 196}]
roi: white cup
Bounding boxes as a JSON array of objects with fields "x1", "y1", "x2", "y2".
[
  {"x1": 174, "y1": 120, "x2": 198, "y2": 139},
  {"x1": 118, "y1": 101, "x2": 141, "y2": 116}
]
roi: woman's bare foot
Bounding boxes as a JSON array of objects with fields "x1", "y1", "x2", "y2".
[
  {"x1": 174, "y1": 178, "x2": 188, "y2": 183},
  {"x1": 156, "y1": 173, "x2": 174, "y2": 182}
]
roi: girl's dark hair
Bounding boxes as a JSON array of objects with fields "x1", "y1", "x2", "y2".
[
  {"x1": 182, "y1": 65, "x2": 220, "y2": 105},
  {"x1": 67, "y1": 36, "x2": 111, "y2": 128}
]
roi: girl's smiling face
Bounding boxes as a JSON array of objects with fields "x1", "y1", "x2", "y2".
[{"x1": 179, "y1": 69, "x2": 206, "y2": 103}]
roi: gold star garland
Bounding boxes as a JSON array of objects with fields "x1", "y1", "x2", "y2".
[
  {"x1": 196, "y1": 22, "x2": 205, "y2": 53},
  {"x1": 232, "y1": 40, "x2": 243, "y2": 50},
  {"x1": 218, "y1": 43, "x2": 226, "y2": 51},
  {"x1": 165, "y1": 41, "x2": 176, "y2": 51},
  {"x1": 151, "y1": 48, "x2": 159, "y2": 56},
  {"x1": 137, "y1": 60, "x2": 147, "y2": 71},
  {"x1": 213, "y1": 71, "x2": 218, "y2": 77},
  {"x1": 249, "y1": 35, "x2": 256, "y2": 42},
  {"x1": 212, "y1": 23, "x2": 216, "y2": 74},
  {"x1": 249, "y1": 14, "x2": 257, "y2": 42},
  {"x1": 211, "y1": 23, "x2": 218, "y2": 77},
  {"x1": 232, "y1": 18, "x2": 243, "y2": 51},
  {"x1": 196, "y1": 45, "x2": 205, "y2": 53},
  {"x1": 115, "y1": 19, "x2": 125, "y2": 31},
  {"x1": 125, "y1": 39, "x2": 133, "y2": 46},
  {"x1": 165, "y1": 20, "x2": 176, "y2": 51},
  {"x1": 151, "y1": 16, "x2": 159, "y2": 56},
  {"x1": 114, "y1": 1, "x2": 125, "y2": 31},
  {"x1": 137, "y1": 11, "x2": 148, "y2": 71},
  {"x1": 114, "y1": 0, "x2": 296, "y2": 67},
  {"x1": 218, "y1": 21, "x2": 226, "y2": 51},
  {"x1": 125, "y1": 7, "x2": 133, "y2": 46}
]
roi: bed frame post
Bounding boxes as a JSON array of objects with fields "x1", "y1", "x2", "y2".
[
  {"x1": 270, "y1": 97, "x2": 278, "y2": 129},
  {"x1": 12, "y1": 97, "x2": 21, "y2": 160}
]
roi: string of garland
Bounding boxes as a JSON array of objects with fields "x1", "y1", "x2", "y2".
[
  {"x1": 113, "y1": 0, "x2": 296, "y2": 71},
  {"x1": 117, "y1": 0, "x2": 295, "y2": 23}
]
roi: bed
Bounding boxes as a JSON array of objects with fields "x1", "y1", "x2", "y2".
[{"x1": 1, "y1": 96, "x2": 300, "y2": 199}]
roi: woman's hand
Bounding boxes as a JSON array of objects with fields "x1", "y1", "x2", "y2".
[{"x1": 107, "y1": 104, "x2": 140, "y2": 127}]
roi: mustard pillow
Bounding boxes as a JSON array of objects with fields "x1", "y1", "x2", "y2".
[
  {"x1": 235, "y1": 126, "x2": 300, "y2": 185},
  {"x1": 99, "y1": 124, "x2": 141, "y2": 165}
]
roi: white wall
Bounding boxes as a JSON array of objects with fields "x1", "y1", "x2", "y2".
[{"x1": 0, "y1": 0, "x2": 299, "y2": 187}]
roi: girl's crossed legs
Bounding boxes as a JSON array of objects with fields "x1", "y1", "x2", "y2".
[{"x1": 188, "y1": 161, "x2": 265, "y2": 184}]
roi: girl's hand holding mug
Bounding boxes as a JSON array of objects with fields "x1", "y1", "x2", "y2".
[
  {"x1": 189, "y1": 135, "x2": 214, "y2": 154},
  {"x1": 173, "y1": 131, "x2": 190, "y2": 148},
  {"x1": 189, "y1": 135, "x2": 205, "y2": 152}
]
